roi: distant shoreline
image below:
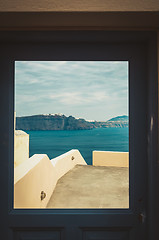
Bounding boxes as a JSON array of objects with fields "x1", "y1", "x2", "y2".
[
  {"x1": 16, "y1": 114, "x2": 128, "y2": 131},
  {"x1": 25, "y1": 126, "x2": 129, "y2": 131}
]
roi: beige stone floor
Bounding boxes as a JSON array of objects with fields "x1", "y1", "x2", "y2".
[{"x1": 47, "y1": 165, "x2": 129, "y2": 208}]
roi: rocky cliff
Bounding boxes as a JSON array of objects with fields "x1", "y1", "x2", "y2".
[
  {"x1": 16, "y1": 114, "x2": 94, "y2": 130},
  {"x1": 16, "y1": 114, "x2": 128, "y2": 130}
]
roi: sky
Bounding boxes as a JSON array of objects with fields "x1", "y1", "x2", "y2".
[{"x1": 15, "y1": 61, "x2": 128, "y2": 121}]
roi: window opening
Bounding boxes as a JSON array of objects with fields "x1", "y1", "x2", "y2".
[{"x1": 14, "y1": 61, "x2": 129, "y2": 209}]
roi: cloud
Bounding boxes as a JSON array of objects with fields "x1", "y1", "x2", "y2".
[
  {"x1": 48, "y1": 90, "x2": 109, "y2": 106},
  {"x1": 15, "y1": 61, "x2": 128, "y2": 120}
]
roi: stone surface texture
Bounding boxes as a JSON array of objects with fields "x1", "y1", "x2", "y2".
[{"x1": 47, "y1": 164, "x2": 129, "y2": 208}]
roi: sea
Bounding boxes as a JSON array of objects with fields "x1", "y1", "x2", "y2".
[{"x1": 26, "y1": 127, "x2": 129, "y2": 165}]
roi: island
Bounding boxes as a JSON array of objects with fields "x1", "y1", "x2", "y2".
[{"x1": 16, "y1": 114, "x2": 128, "y2": 130}]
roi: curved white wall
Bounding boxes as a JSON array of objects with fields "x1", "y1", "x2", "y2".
[
  {"x1": 14, "y1": 154, "x2": 56, "y2": 208},
  {"x1": 14, "y1": 150, "x2": 87, "y2": 208},
  {"x1": 51, "y1": 149, "x2": 87, "y2": 179}
]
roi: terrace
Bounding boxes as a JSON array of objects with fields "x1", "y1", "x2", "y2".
[{"x1": 14, "y1": 130, "x2": 129, "y2": 209}]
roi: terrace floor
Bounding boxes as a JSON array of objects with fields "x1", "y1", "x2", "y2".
[{"x1": 47, "y1": 165, "x2": 129, "y2": 208}]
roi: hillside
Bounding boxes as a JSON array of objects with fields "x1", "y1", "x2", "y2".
[
  {"x1": 92, "y1": 115, "x2": 128, "y2": 128},
  {"x1": 16, "y1": 114, "x2": 94, "y2": 130},
  {"x1": 108, "y1": 115, "x2": 128, "y2": 122},
  {"x1": 16, "y1": 114, "x2": 129, "y2": 130},
  {"x1": 104, "y1": 115, "x2": 128, "y2": 128}
]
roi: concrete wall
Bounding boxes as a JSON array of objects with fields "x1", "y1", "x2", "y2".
[
  {"x1": 14, "y1": 130, "x2": 29, "y2": 168},
  {"x1": 14, "y1": 150, "x2": 87, "y2": 208},
  {"x1": 14, "y1": 154, "x2": 56, "y2": 208},
  {"x1": 93, "y1": 151, "x2": 129, "y2": 167},
  {"x1": 51, "y1": 149, "x2": 87, "y2": 179}
]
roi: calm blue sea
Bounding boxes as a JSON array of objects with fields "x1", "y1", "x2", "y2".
[{"x1": 26, "y1": 128, "x2": 129, "y2": 165}]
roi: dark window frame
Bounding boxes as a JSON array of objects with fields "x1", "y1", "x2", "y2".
[{"x1": 0, "y1": 31, "x2": 158, "y2": 239}]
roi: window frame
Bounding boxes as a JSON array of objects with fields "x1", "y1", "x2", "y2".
[{"x1": 0, "y1": 31, "x2": 158, "y2": 239}]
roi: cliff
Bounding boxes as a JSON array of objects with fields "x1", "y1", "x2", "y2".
[
  {"x1": 16, "y1": 114, "x2": 128, "y2": 130},
  {"x1": 16, "y1": 114, "x2": 94, "y2": 130}
]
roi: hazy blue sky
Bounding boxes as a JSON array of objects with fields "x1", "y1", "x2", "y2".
[{"x1": 15, "y1": 61, "x2": 128, "y2": 121}]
